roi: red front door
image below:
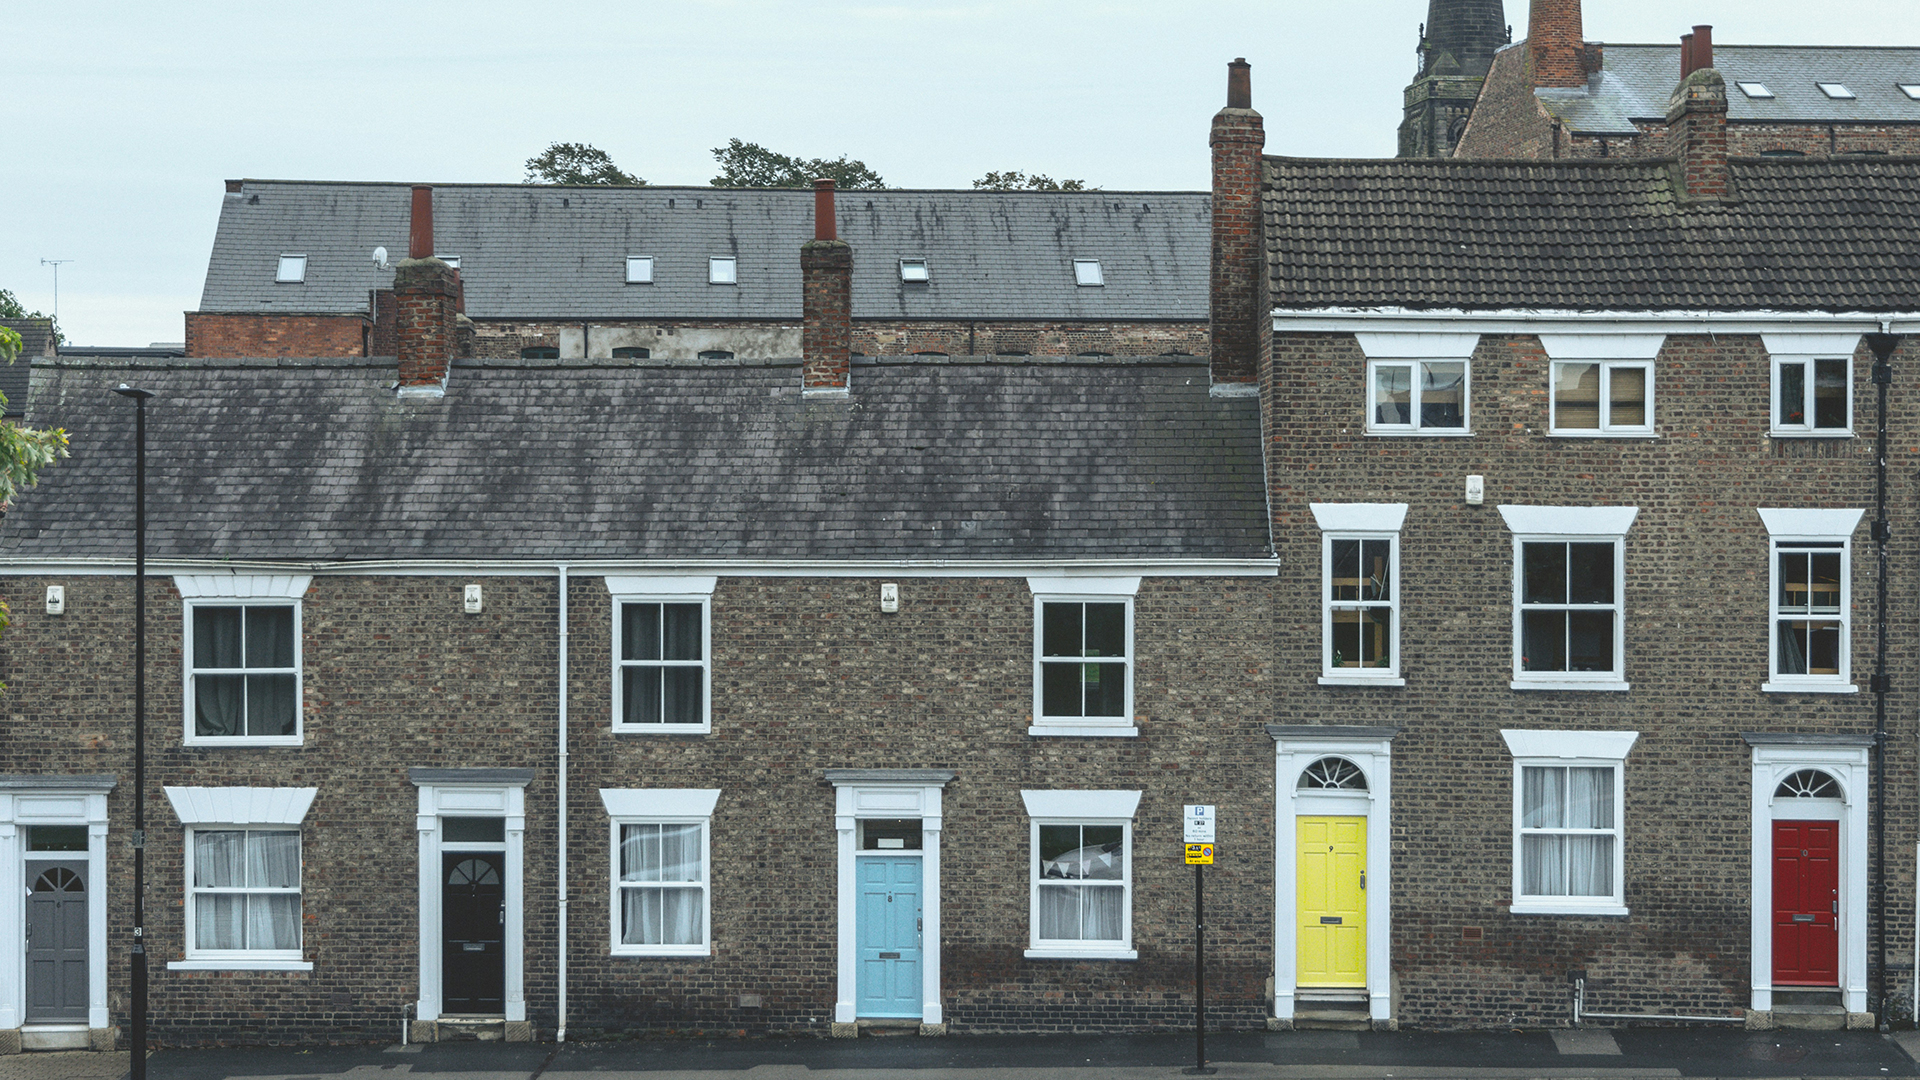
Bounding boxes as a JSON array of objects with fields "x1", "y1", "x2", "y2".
[{"x1": 1773, "y1": 820, "x2": 1839, "y2": 986}]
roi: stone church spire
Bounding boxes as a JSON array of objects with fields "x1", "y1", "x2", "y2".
[{"x1": 1398, "y1": 0, "x2": 1509, "y2": 158}]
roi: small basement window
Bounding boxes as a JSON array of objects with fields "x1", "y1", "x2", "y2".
[
  {"x1": 899, "y1": 259, "x2": 930, "y2": 283},
  {"x1": 1817, "y1": 83, "x2": 1856, "y2": 99},
  {"x1": 626, "y1": 256, "x2": 655, "y2": 284},
  {"x1": 1073, "y1": 259, "x2": 1104, "y2": 287},
  {"x1": 611, "y1": 347, "x2": 650, "y2": 359},
  {"x1": 521, "y1": 347, "x2": 560, "y2": 359},
  {"x1": 1737, "y1": 82, "x2": 1775, "y2": 99},
  {"x1": 1901, "y1": 84, "x2": 1920, "y2": 100},
  {"x1": 708, "y1": 257, "x2": 737, "y2": 285},
  {"x1": 275, "y1": 255, "x2": 307, "y2": 283}
]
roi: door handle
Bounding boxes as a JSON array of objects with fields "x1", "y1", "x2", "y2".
[{"x1": 1360, "y1": 871, "x2": 1366, "y2": 890}]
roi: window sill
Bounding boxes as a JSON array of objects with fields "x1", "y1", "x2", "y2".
[
  {"x1": 1024, "y1": 948, "x2": 1138, "y2": 961},
  {"x1": 1770, "y1": 430, "x2": 1854, "y2": 439},
  {"x1": 1511, "y1": 679, "x2": 1630, "y2": 692},
  {"x1": 611, "y1": 947, "x2": 711, "y2": 959},
  {"x1": 184, "y1": 736, "x2": 303, "y2": 748},
  {"x1": 1318, "y1": 675, "x2": 1406, "y2": 688},
  {"x1": 1028, "y1": 725, "x2": 1138, "y2": 738},
  {"x1": 1762, "y1": 681, "x2": 1859, "y2": 695},
  {"x1": 1364, "y1": 429, "x2": 1475, "y2": 438},
  {"x1": 168, "y1": 959, "x2": 313, "y2": 972},
  {"x1": 611, "y1": 725, "x2": 712, "y2": 736},
  {"x1": 1508, "y1": 903, "x2": 1629, "y2": 917},
  {"x1": 1545, "y1": 431, "x2": 1658, "y2": 439}
]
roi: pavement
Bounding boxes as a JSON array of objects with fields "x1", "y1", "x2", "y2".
[{"x1": 7, "y1": 1027, "x2": 1920, "y2": 1080}]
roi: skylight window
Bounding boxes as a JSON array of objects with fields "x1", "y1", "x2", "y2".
[
  {"x1": 899, "y1": 258, "x2": 929, "y2": 283},
  {"x1": 1817, "y1": 83, "x2": 1856, "y2": 99},
  {"x1": 1073, "y1": 258, "x2": 1104, "y2": 287},
  {"x1": 439, "y1": 256, "x2": 461, "y2": 269},
  {"x1": 626, "y1": 256, "x2": 655, "y2": 284},
  {"x1": 275, "y1": 255, "x2": 307, "y2": 283},
  {"x1": 1737, "y1": 82, "x2": 1775, "y2": 99},
  {"x1": 1900, "y1": 84, "x2": 1920, "y2": 100},
  {"x1": 708, "y1": 257, "x2": 737, "y2": 285}
]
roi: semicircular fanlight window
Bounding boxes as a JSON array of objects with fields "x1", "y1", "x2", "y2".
[
  {"x1": 447, "y1": 859, "x2": 501, "y2": 887},
  {"x1": 1775, "y1": 769, "x2": 1841, "y2": 799},
  {"x1": 1298, "y1": 756, "x2": 1368, "y2": 791},
  {"x1": 33, "y1": 867, "x2": 84, "y2": 893}
]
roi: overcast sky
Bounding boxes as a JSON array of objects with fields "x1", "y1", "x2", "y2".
[{"x1": 8, "y1": 0, "x2": 1908, "y2": 347}]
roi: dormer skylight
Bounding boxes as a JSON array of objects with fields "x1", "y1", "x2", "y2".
[
  {"x1": 899, "y1": 258, "x2": 929, "y2": 283},
  {"x1": 1900, "y1": 84, "x2": 1920, "y2": 100},
  {"x1": 626, "y1": 256, "x2": 655, "y2": 284},
  {"x1": 1737, "y1": 82, "x2": 1775, "y2": 99},
  {"x1": 1818, "y1": 82, "x2": 1856, "y2": 99},
  {"x1": 708, "y1": 257, "x2": 737, "y2": 285},
  {"x1": 439, "y1": 256, "x2": 461, "y2": 269},
  {"x1": 1073, "y1": 258, "x2": 1104, "y2": 287},
  {"x1": 275, "y1": 254, "x2": 307, "y2": 283}
]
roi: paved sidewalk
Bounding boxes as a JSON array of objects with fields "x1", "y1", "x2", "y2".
[{"x1": 5, "y1": 1028, "x2": 1920, "y2": 1080}]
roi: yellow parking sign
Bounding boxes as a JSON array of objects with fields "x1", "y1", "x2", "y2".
[{"x1": 1185, "y1": 843, "x2": 1215, "y2": 865}]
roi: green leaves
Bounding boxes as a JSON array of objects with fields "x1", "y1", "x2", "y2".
[
  {"x1": 524, "y1": 143, "x2": 645, "y2": 186},
  {"x1": 709, "y1": 139, "x2": 886, "y2": 189},
  {"x1": 972, "y1": 170, "x2": 1091, "y2": 191}
]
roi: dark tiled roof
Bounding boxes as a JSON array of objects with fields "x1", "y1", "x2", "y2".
[
  {"x1": 198, "y1": 181, "x2": 1209, "y2": 322},
  {"x1": 0, "y1": 319, "x2": 54, "y2": 418},
  {"x1": 1265, "y1": 155, "x2": 1920, "y2": 310},
  {"x1": 1578, "y1": 45, "x2": 1920, "y2": 128},
  {"x1": 0, "y1": 357, "x2": 1269, "y2": 563}
]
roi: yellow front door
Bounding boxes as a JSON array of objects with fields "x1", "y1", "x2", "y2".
[{"x1": 1297, "y1": 815, "x2": 1366, "y2": 987}]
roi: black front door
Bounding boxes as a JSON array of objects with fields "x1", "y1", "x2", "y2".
[
  {"x1": 26, "y1": 860, "x2": 89, "y2": 1022},
  {"x1": 442, "y1": 852, "x2": 505, "y2": 1013}
]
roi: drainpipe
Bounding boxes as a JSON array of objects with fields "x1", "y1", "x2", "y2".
[
  {"x1": 556, "y1": 563, "x2": 570, "y2": 1041},
  {"x1": 1866, "y1": 328, "x2": 1899, "y2": 1032}
]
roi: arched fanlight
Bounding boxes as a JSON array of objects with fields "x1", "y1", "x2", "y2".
[
  {"x1": 1775, "y1": 769, "x2": 1841, "y2": 799},
  {"x1": 1298, "y1": 756, "x2": 1368, "y2": 791}
]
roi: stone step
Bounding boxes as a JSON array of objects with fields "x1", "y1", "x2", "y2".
[{"x1": 1774, "y1": 1004, "x2": 1848, "y2": 1030}]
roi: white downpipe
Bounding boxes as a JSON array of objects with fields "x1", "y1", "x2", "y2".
[{"x1": 556, "y1": 564, "x2": 570, "y2": 1042}]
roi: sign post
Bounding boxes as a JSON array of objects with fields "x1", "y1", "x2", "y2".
[{"x1": 1183, "y1": 806, "x2": 1217, "y2": 1076}]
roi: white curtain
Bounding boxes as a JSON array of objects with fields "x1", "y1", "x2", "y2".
[
  {"x1": 621, "y1": 823, "x2": 703, "y2": 945},
  {"x1": 1038, "y1": 884, "x2": 1124, "y2": 941},
  {"x1": 1521, "y1": 767, "x2": 1613, "y2": 897},
  {"x1": 194, "y1": 830, "x2": 300, "y2": 950}
]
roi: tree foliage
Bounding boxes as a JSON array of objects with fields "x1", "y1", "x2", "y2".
[
  {"x1": 0, "y1": 288, "x2": 62, "y2": 345},
  {"x1": 709, "y1": 139, "x2": 886, "y2": 190},
  {"x1": 0, "y1": 290, "x2": 71, "y2": 510},
  {"x1": 524, "y1": 143, "x2": 645, "y2": 186},
  {"x1": 973, "y1": 170, "x2": 1091, "y2": 191}
]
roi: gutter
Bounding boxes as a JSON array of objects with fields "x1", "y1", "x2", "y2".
[{"x1": 556, "y1": 564, "x2": 570, "y2": 1042}]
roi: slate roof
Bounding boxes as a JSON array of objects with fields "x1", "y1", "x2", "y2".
[
  {"x1": 1538, "y1": 44, "x2": 1920, "y2": 133},
  {"x1": 198, "y1": 182, "x2": 1210, "y2": 323},
  {"x1": 0, "y1": 319, "x2": 54, "y2": 418},
  {"x1": 1264, "y1": 155, "x2": 1920, "y2": 310},
  {"x1": 0, "y1": 356, "x2": 1269, "y2": 563}
]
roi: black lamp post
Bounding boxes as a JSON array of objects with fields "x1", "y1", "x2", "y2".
[{"x1": 113, "y1": 384, "x2": 152, "y2": 1080}]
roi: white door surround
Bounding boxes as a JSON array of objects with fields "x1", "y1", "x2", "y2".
[
  {"x1": 0, "y1": 776, "x2": 116, "y2": 1038},
  {"x1": 1744, "y1": 733, "x2": 1870, "y2": 1014},
  {"x1": 826, "y1": 769, "x2": 955, "y2": 1027},
  {"x1": 1269, "y1": 726, "x2": 1395, "y2": 1025},
  {"x1": 409, "y1": 768, "x2": 532, "y2": 1022}
]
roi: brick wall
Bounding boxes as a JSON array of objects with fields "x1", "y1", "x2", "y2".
[
  {"x1": 1, "y1": 572, "x2": 1278, "y2": 1042},
  {"x1": 1263, "y1": 329, "x2": 1919, "y2": 1027},
  {"x1": 185, "y1": 313, "x2": 367, "y2": 359},
  {"x1": 1453, "y1": 46, "x2": 1559, "y2": 160}
]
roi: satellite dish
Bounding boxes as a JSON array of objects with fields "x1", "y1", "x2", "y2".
[{"x1": 372, "y1": 246, "x2": 389, "y2": 269}]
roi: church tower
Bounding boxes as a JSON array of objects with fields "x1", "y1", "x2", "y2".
[{"x1": 1398, "y1": 0, "x2": 1508, "y2": 157}]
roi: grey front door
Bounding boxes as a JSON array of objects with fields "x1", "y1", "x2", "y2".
[{"x1": 26, "y1": 860, "x2": 88, "y2": 1022}]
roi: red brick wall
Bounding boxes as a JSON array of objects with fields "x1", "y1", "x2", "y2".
[
  {"x1": 185, "y1": 312, "x2": 366, "y2": 359},
  {"x1": 1210, "y1": 100, "x2": 1265, "y2": 384},
  {"x1": 800, "y1": 240, "x2": 852, "y2": 389}
]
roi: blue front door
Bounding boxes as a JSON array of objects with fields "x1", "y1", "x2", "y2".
[{"x1": 855, "y1": 856, "x2": 922, "y2": 1018}]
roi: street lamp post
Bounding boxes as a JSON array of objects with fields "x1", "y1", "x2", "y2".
[{"x1": 113, "y1": 385, "x2": 153, "y2": 1080}]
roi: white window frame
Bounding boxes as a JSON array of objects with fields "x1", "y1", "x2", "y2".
[
  {"x1": 899, "y1": 258, "x2": 930, "y2": 283},
  {"x1": 1765, "y1": 335, "x2": 1859, "y2": 438},
  {"x1": 1363, "y1": 359, "x2": 1472, "y2": 435},
  {"x1": 176, "y1": 575, "x2": 310, "y2": 747},
  {"x1": 275, "y1": 254, "x2": 307, "y2": 283},
  {"x1": 1027, "y1": 576, "x2": 1139, "y2": 738},
  {"x1": 708, "y1": 257, "x2": 737, "y2": 285},
  {"x1": 1499, "y1": 506, "x2": 1636, "y2": 691},
  {"x1": 1548, "y1": 359, "x2": 1655, "y2": 435},
  {"x1": 625, "y1": 256, "x2": 655, "y2": 284},
  {"x1": 164, "y1": 786, "x2": 317, "y2": 971},
  {"x1": 1072, "y1": 259, "x2": 1104, "y2": 287},
  {"x1": 1760, "y1": 508, "x2": 1864, "y2": 694},
  {"x1": 1020, "y1": 790, "x2": 1139, "y2": 960},
  {"x1": 1501, "y1": 730, "x2": 1635, "y2": 916},
  {"x1": 607, "y1": 576, "x2": 716, "y2": 735},
  {"x1": 601, "y1": 789, "x2": 719, "y2": 958},
  {"x1": 1312, "y1": 503, "x2": 1407, "y2": 686}
]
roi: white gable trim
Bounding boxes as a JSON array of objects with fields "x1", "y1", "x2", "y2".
[
  {"x1": 1272, "y1": 308, "x2": 1920, "y2": 337},
  {"x1": 165, "y1": 786, "x2": 317, "y2": 825}
]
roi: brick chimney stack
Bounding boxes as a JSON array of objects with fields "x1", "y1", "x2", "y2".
[
  {"x1": 1680, "y1": 24, "x2": 1714, "y2": 78},
  {"x1": 395, "y1": 185, "x2": 459, "y2": 396},
  {"x1": 801, "y1": 178, "x2": 852, "y2": 393},
  {"x1": 1527, "y1": 0, "x2": 1590, "y2": 89},
  {"x1": 1666, "y1": 67, "x2": 1733, "y2": 202},
  {"x1": 1209, "y1": 57, "x2": 1264, "y2": 389}
]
